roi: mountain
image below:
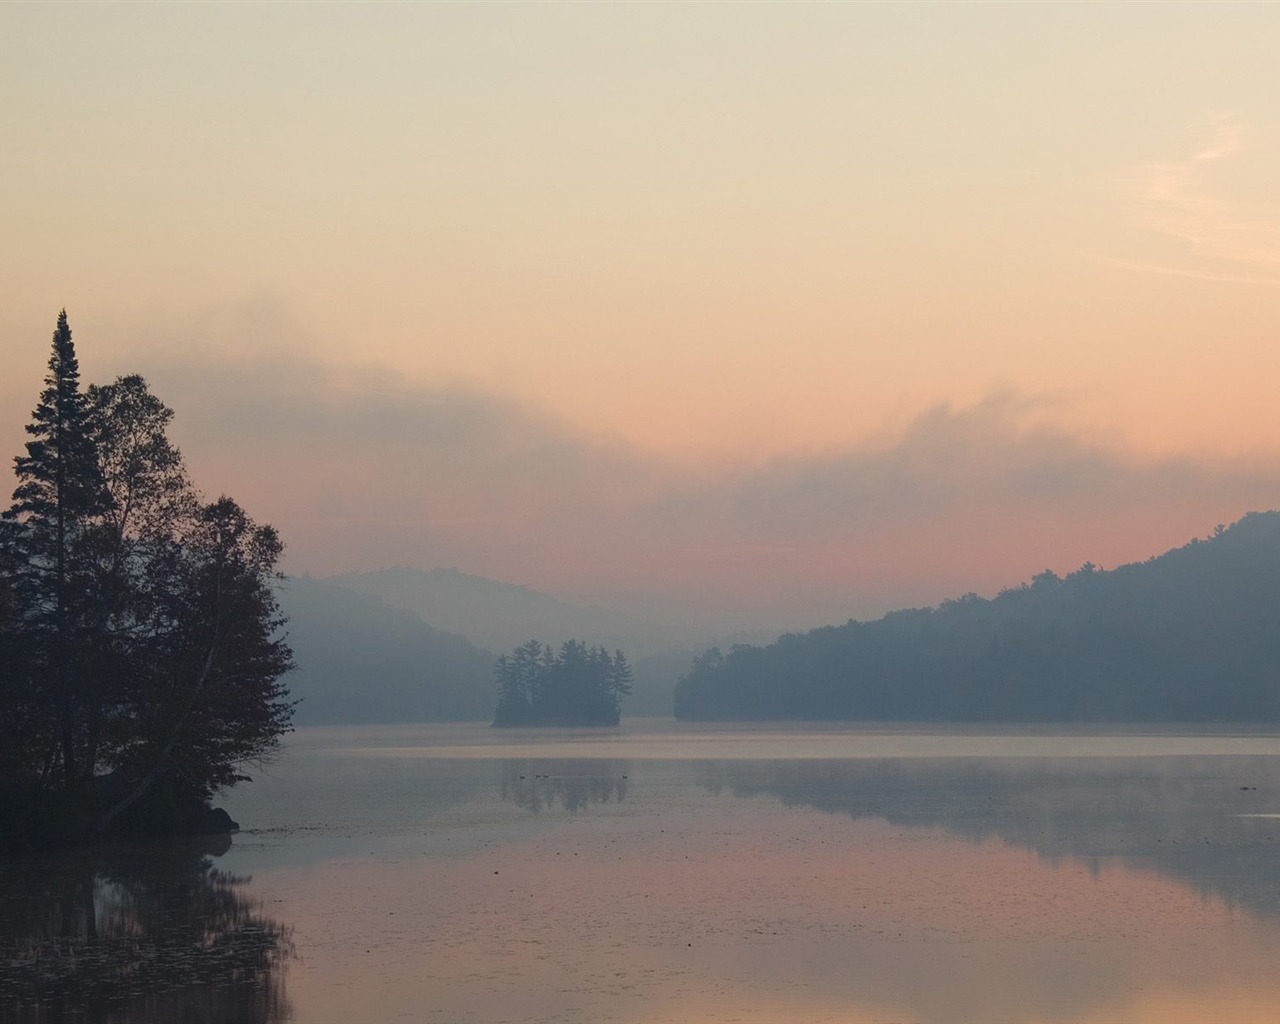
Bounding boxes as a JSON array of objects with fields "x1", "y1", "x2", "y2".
[
  {"x1": 278, "y1": 577, "x2": 496, "y2": 724},
  {"x1": 674, "y1": 511, "x2": 1280, "y2": 722},
  {"x1": 319, "y1": 566, "x2": 780, "y2": 716},
  {"x1": 322, "y1": 566, "x2": 685, "y2": 655}
]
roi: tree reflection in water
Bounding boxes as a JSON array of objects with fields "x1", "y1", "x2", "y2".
[
  {"x1": 696, "y1": 756, "x2": 1280, "y2": 917},
  {"x1": 0, "y1": 835, "x2": 292, "y2": 1024},
  {"x1": 500, "y1": 760, "x2": 629, "y2": 813}
]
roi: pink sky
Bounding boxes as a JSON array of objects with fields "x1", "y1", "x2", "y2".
[{"x1": 4, "y1": 5, "x2": 1280, "y2": 627}]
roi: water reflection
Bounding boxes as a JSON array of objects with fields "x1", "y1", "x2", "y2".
[
  {"x1": 196, "y1": 728, "x2": 1280, "y2": 1023},
  {"x1": 0, "y1": 837, "x2": 292, "y2": 1024},
  {"x1": 696, "y1": 756, "x2": 1280, "y2": 915},
  {"x1": 265, "y1": 753, "x2": 1280, "y2": 1024},
  {"x1": 499, "y1": 759, "x2": 629, "y2": 813}
]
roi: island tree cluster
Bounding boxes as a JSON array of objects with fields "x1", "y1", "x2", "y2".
[
  {"x1": 493, "y1": 639, "x2": 631, "y2": 726},
  {"x1": 0, "y1": 312, "x2": 294, "y2": 849}
]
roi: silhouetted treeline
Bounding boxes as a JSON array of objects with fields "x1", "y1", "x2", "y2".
[
  {"x1": 0, "y1": 312, "x2": 293, "y2": 850},
  {"x1": 493, "y1": 640, "x2": 631, "y2": 726},
  {"x1": 675, "y1": 512, "x2": 1280, "y2": 721}
]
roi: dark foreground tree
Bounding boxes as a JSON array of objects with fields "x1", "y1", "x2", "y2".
[
  {"x1": 2, "y1": 311, "x2": 109, "y2": 790},
  {"x1": 96, "y1": 497, "x2": 295, "y2": 834},
  {"x1": 0, "y1": 313, "x2": 294, "y2": 850},
  {"x1": 493, "y1": 640, "x2": 630, "y2": 726}
]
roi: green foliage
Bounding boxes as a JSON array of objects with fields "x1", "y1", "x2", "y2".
[
  {"x1": 0, "y1": 312, "x2": 294, "y2": 849},
  {"x1": 493, "y1": 639, "x2": 631, "y2": 726},
  {"x1": 674, "y1": 512, "x2": 1280, "y2": 722}
]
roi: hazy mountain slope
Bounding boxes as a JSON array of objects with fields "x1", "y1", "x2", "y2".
[
  {"x1": 320, "y1": 566, "x2": 781, "y2": 716},
  {"x1": 278, "y1": 577, "x2": 496, "y2": 724},
  {"x1": 675, "y1": 511, "x2": 1280, "y2": 722},
  {"x1": 322, "y1": 566, "x2": 681, "y2": 654}
]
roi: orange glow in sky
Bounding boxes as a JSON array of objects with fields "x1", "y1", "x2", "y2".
[{"x1": 4, "y1": 4, "x2": 1280, "y2": 620}]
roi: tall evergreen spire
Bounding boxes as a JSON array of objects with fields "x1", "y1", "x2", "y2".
[
  {"x1": 11, "y1": 310, "x2": 104, "y2": 521},
  {"x1": 5, "y1": 310, "x2": 107, "y2": 784}
]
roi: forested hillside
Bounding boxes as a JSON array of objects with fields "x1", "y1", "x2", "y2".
[{"x1": 675, "y1": 512, "x2": 1280, "y2": 722}]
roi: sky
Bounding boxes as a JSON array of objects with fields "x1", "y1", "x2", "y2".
[{"x1": 4, "y1": 3, "x2": 1280, "y2": 629}]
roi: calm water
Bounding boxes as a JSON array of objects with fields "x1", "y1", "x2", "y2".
[{"x1": 7, "y1": 720, "x2": 1280, "y2": 1023}]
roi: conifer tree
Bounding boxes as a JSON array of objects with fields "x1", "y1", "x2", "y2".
[
  {"x1": 492, "y1": 638, "x2": 630, "y2": 726},
  {"x1": 3, "y1": 311, "x2": 108, "y2": 785},
  {"x1": 607, "y1": 649, "x2": 633, "y2": 713},
  {"x1": 1, "y1": 313, "x2": 295, "y2": 847}
]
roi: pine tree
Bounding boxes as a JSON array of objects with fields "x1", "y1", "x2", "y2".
[
  {"x1": 607, "y1": 649, "x2": 633, "y2": 721},
  {"x1": 2, "y1": 315, "x2": 295, "y2": 847},
  {"x1": 3, "y1": 311, "x2": 108, "y2": 786},
  {"x1": 491, "y1": 638, "x2": 630, "y2": 726}
]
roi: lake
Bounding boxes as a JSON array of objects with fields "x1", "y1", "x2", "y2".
[{"x1": 6, "y1": 720, "x2": 1280, "y2": 1023}]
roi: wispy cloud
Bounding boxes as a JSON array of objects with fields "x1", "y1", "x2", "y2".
[
  {"x1": 1093, "y1": 255, "x2": 1280, "y2": 288},
  {"x1": 1119, "y1": 112, "x2": 1280, "y2": 283},
  {"x1": 1192, "y1": 114, "x2": 1246, "y2": 163}
]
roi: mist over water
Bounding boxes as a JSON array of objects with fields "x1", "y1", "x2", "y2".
[{"x1": 10, "y1": 723, "x2": 1280, "y2": 1023}]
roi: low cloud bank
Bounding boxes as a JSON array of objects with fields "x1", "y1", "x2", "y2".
[
  {"x1": 101, "y1": 335, "x2": 1279, "y2": 630},
  {"x1": 3, "y1": 298, "x2": 1268, "y2": 630}
]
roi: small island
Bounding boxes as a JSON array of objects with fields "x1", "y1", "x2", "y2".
[{"x1": 492, "y1": 639, "x2": 631, "y2": 726}]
